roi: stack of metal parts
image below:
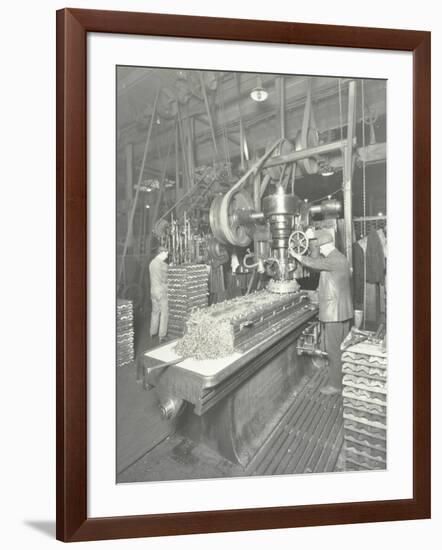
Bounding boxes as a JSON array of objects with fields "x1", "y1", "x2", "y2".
[
  {"x1": 116, "y1": 299, "x2": 135, "y2": 367},
  {"x1": 175, "y1": 290, "x2": 312, "y2": 360},
  {"x1": 341, "y1": 329, "x2": 387, "y2": 470},
  {"x1": 167, "y1": 264, "x2": 209, "y2": 339}
]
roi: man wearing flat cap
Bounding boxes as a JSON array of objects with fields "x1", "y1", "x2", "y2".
[{"x1": 292, "y1": 229, "x2": 353, "y2": 395}]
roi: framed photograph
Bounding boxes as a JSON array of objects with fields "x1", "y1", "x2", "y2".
[{"x1": 56, "y1": 8, "x2": 431, "y2": 542}]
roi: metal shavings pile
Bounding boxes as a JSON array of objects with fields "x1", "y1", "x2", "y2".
[
  {"x1": 174, "y1": 290, "x2": 297, "y2": 360},
  {"x1": 174, "y1": 317, "x2": 234, "y2": 360}
]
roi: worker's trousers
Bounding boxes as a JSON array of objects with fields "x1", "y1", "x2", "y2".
[
  {"x1": 322, "y1": 320, "x2": 351, "y2": 389},
  {"x1": 150, "y1": 294, "x2": 168, "y2": 340}
]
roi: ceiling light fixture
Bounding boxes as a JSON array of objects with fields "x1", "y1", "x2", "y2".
[{"x1": 250, "y1": 75, "x2": 268, "y2": 102}]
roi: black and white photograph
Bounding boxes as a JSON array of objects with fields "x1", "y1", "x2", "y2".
[
  {"x1": 2, "y1": 0, "x2": 438, "y2": 546},
  {"x1": 116, "y1": 67, "x2": 387, "y2": 483}
]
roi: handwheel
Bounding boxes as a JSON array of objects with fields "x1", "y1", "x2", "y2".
[{"x1": 288, "y1": 230, "x2": 309, "y2": 256}]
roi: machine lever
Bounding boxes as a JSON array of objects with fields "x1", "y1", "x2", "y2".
[{"x1": 144, "y1": 357, "x2": 185, "y2": 390}]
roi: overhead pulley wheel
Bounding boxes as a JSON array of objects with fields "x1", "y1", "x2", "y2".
[
  {"x1": 288, "y1": 230, "x2": 309, "y2": 256},
  {"x1": 209, "y1": 190, "x2": 254, "y2": 247},
  {"x1": 265, "y1": 138, "x2": 295, "y2": 181},
  {"x1": 295, "y1": 127, "x2": 319, "y2": 175}
]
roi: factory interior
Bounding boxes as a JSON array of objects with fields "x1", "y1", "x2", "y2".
[{"x1": 116, "y1": 68, "x2": 387, "y2": 483}]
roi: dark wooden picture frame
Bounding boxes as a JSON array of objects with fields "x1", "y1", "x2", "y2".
[{"x1": 56, "y1": 8, "x2": 431, "y2": 542}]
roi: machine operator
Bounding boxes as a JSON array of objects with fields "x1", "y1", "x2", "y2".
[
  {"x1": 149, "y1": 246, "x2": 169, "y2": 343},
  {"x1": 292, "y1": 229, "x2": 353, "y2": 395}
]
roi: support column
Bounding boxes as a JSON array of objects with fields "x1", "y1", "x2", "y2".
[
  {"x1": 279, "y1": 76, "x2": 286, "y2": 139},
  {"x1": 175, "y1": 122, "x2": 180, "y2": 200},
  {"x1": 253, "y1": 171, "x2": 261, "y2": 212},
  {"x1": 125, "y1": 143, "x2": 134, "y2": 248},
  {"x1": 343, "y1": 80, "x2": 356, "y2": 266},
  {"x1": 188, "y1": 115, "x2": 195, "y2": 186}
]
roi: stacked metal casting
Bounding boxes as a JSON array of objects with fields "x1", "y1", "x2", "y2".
[
  {"x1": 116, "y1": 299, "x2": 135, "y2": 367},
  {"x1": 167, "y1": 264, "x2": 209, "y2": 339},
  {"x1": 175, "y1": 289, "x2": 311, "y2": 360},
  {"x1": 341, "y1": 330, "x2": 387, "y2": 470}
]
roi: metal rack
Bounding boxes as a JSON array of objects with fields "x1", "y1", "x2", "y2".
[{"x1": 353, "y1": 215, "x2": 387, "y2": 239}]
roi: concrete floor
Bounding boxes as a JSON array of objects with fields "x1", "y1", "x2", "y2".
[{"x1": 118, "y1": 434, "x2": 244, "y2": 483}]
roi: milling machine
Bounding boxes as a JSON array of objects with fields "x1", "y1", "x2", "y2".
[
  {"x1": 209, "y1": 180, "x2": 341, "y2": 291},
  {"x1": 142, "y1": 148, "x2": 343, "y2": 473},
  {"x1": 210, "y1": 183, "x2": 308, "y2": 293}
]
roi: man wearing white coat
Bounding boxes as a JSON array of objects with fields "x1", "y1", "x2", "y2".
[{"x1": 149, "y1": 246, "x2": 169, "y2": 343}]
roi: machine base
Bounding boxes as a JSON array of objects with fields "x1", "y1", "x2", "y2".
[{"x1": 117, "y1": 369, "x2": 344, "y2": 482}]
